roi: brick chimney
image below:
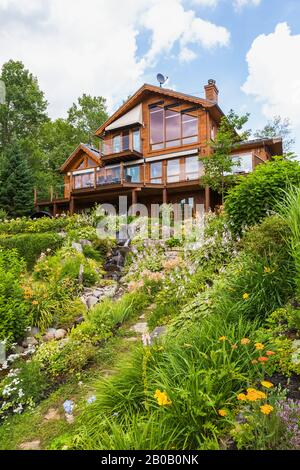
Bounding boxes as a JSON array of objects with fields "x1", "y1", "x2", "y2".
[{"x1": 204, "y1": 79, "x2": 219, "y2": 103}]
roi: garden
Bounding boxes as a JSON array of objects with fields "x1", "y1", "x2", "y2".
[{"x1": 0, "y1": 157, "x2": 300, "y2": 450}]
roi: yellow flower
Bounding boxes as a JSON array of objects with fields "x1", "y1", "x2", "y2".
[
  {"x1": 260, "y1": 404, "x2": 274, "y2": 415},
  {"x1": 261, "y1": 381, "x2": 274, "y2": 389},
  {"x1": 218, "y1": 409, "x2": 227, "y2": 417},
  {"x1": 32, "y1": 300, "x2": 39, "y2": 306},
  {"x1": 264, "y1": 267, "x2": 271, "y2": 273},
  {"x1": 154, "y1": 390, "x2": 172, "y2": 406},
  {"x1": 219, "y1": 336, "x2": 227, "y2": 342},
  {"x1": 237, "y1": 393, "x2": 247, "y2": 401},
  {"x1": 255, "y1": 343, "x2": 264, "y2": 351},
  {"x1": 241, "y1": 338, "x2": 251, "y2": 345},
  {"x1": 231, "y1": 344, "x2": 238, "y2": 350},
  {"x1": 246, "y1": 388, "x2": 266, "y2": 401},
  {"x1": 243, "y1": 293, "x2": 249, "y2": 300}
]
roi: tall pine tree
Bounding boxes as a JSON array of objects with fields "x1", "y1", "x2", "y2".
[{"x1": 0, "y1": 142, "x2": 33, "y2": 217}]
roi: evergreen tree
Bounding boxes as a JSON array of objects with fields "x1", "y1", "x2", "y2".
[{"x1": 0, "y1": 142, "x2": 33, "y2": 217}]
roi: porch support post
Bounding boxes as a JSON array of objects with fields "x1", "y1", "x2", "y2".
[
  {"x1": 94, "y1": 168, "x2": 97, "y2": 189},
  {"x1": 132, "y1": 189, "x2": 138, "y2": 206},
  {"x1": 70, "y1": 197, "x2": 75, "y2": 216},
  {"x1": 163, "y1": 188, "x2": 168, "y2": 205},
  {"x1": 120, "y1": 162, "x2": 124, "y2": 184},
  {"x1": 205, "y1": 185, "x2": 211, "y2": 213},
  {"x1": 53, "y1": 203, "x2": 58, "y2": 218},
  {"x1": 50, "y1": 186, "x2": 54, "y2": 202}
]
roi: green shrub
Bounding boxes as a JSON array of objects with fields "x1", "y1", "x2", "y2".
[
  {"x1": 0, "y1": 233, "x2": 63, "y2": 270},
  {"x1": 0, "y1": 250, "x2": 31, "y2": 345},
  {"x1": 82, "y1": 245, "x2": 103, "y2": 262},
  {"x1": 225, "y1": 157, "x2": 300, "y2": 234},
  {"x1": 0, "y1": 361, "x2": 50, "y2": 419}
]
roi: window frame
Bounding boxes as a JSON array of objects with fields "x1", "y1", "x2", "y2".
[{"x1": 149, "y1": 106, "x2": 199, "y2": 151}]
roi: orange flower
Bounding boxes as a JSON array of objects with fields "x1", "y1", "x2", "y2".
[
  {"x1": 237, "y1": 393, "x2": 247, "y2": 401},
  {"x1": 218, "y1": 409, "x2": 227, "y2": 417},
  {"x1": 231, "y1": 344, "x2": 238, "y2": 350},
  {"x1": 260, "y1": 404, "x2": 274, "y2": 415},
  {"x1": 219, "y1": 336, "x2": 227, "y2": 342},
  {"x1": 32, "y1": 300, "x2": 39, "y2": 306},
  {"x1": 266, "y1": 351, "x2": 275, "y2": 356},
  {"x1": 258, "y1": 356, "x2": 269, "y2": 363},
  {"x1": 255, "y1": 343, "x2": 264, "y2": 351},
  {"x1": 241, "y1": 338, "x2": 251, "y2": 345}
]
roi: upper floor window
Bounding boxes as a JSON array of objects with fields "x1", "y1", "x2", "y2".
[{"x1": 150, "y1": 106, "x2": 198, "y2": 151}]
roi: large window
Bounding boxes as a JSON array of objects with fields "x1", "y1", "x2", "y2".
[
  {"x1": 185, "y1": 156, "x2": 200, "y2": 181},
  {"x1": 167, "y1": 159, "x2": 180, "y2": 183},
  {"x1": 232, "y1": 154, "x2": 253, "y2": 174},
  {"x1": 133, "y1": 129, "x2": 141, "y2": 152},
  {"x1": 150, "y1": 106, "x2": 198, "y2": 151},
  {"x1": 125, "y1": 165, "x2": 140, "y2": 183},
  {"x1": 150, "y1": 162, "x2": 163, "y2": 184}
]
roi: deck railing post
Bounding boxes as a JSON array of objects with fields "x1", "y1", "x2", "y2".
[
  {"x1": 94, "y1": 168, "x2": 97, "y2": 189},
  {"x1": 50, "y1": 186, "x2": 54, "y2": 202},
  {"x1": 34, "y1": 188, "x2": 37, "y2": 206},
  {"x1": 120, "y1": 162, "x2": 124, "y2": 184}
]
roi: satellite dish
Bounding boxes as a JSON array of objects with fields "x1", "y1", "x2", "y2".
[{"x1": 157, "y1": 73, "x2": 168, "y2": 88}]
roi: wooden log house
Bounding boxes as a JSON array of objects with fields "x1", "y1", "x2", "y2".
[{"x1": 34, "y1": 80, "x2": 283, "y2": 216}]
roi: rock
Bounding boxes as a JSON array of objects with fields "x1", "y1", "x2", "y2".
[
  {"x1": 93, "y1": 289, "x2": 104, "y2": 298},
  {"x1": 150, "y1": 326, "x2": 167, "y2": 342},
  {"x1": 80, "y1": 296, "x2": 87, "y2": 307},
  {"x1": 79, "y1": 239, "x2": 92, "y2": 247},
  {"x1": 55, "y1": 329, "x2": 67, "y2": 340},
  {"x1": 75, "y1": 316, "x2": 84, "y2": 325},
  {"x1": 139, "y1": 314, "x2": 146, "y2": 320},
  {"x1": 22, "y1": 337, "x2": 38, "y2": 348},
  {"x1": 44, "y1": 408, "x2": 61, "y2": 422},
  {"x1": 131, "y1": 323, "x2": 149, "y2": 335},
  {"x1": 58, "y1": 231, "x2": 67, "y2": 238},
  {"x1": 13, "y1": 345, "x2": 25, "y2": 354},
  {"x1": 19, "y1": 440, "x2": 41, "y2": 451},
  {"x1": 42, "y1": 328, "x2": 56, "y2": 342},
  {"x1": 65, "y1": 413, "x2": 75, "y2": 424},
  {"x1": 72, "y1": 242, "x2": 83, "y2": 254},
  {"x1": 86, "y1": 296, "x2": 99, "y2": 309}
]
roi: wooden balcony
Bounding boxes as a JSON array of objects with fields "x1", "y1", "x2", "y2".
[{"x1": 101, "y1": 133, "x2": 142, "y2": 163}]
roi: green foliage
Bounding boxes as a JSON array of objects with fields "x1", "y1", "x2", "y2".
[
  {"x1": 0, "y1": 141, "x2": 34, "y2": 217},
  {"x1": 0, "y1": 60, "x2": 48, "y2": 150},
  {"x1": 0, "y1": 232, "x2": 64, "y2": 270},
  {"x1": 67, "y1": 94, "x2": 108, "y2": 147},
  {"x1": 82, "y1": 245, "x2": 103, "y2": 262},
  {"x1": 277, "y1": 186, "x2": 300, "y2": 297},
  {"x1": 0, "y1": 250, "x2": 30, "y2": 345},
  {"x1": 202, "y1": 109, "x2": 250, "y2": 202},
  {"x1": 225, "y1": 158, "x2": 300, "y2": 234},
  {"x1": 0, "y1": 362, "x2": 50, "y2": 420}
]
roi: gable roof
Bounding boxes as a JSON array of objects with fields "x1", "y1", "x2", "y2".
[
  {"x1": 95, "y1": 83, "x2": 224, "y2": 137},
  {"x1": 60, "y1": 143, "x2": 100, "y2": 173}
]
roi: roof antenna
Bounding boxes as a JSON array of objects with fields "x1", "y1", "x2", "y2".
[{"x1": 157, "y1": 73, "x2": 168, "y2": 88}]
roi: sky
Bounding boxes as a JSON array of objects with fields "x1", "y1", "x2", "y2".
[{"x1": 0, "y1": 0, "x2": 300, "y2": 153}]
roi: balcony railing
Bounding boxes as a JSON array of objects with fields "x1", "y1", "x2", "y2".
[{"x1": 101, "y1": 133, "x2": 142, "y2": 158}]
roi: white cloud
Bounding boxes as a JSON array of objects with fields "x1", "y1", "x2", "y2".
[
  {"x1": 191, "y1": 0, "x2": 219, "y2": 6},
  {"x1": 234, "y1": 0, "x2": 261, "y2": 8},
  {"x1": 0, "y1": 0, "x2": 230, "y2": 118},
  {"x1": 242, "y1": 23, "x2": 300, "y2": 151},
  {"x1": 179, "y1": 47, "x2": 197, "y2": 63}
]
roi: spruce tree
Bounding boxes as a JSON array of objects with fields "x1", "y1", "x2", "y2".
[{"x1": 0, "y1": 142, "x2": 33, "y2": 217}]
